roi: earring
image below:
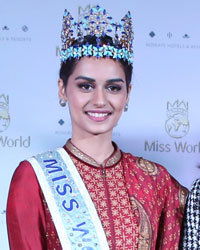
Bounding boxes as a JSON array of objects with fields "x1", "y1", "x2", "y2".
[
  {"x1": 59, "y1": 99, "x2": 66, "y2": 107},
  {"x1": 124, "y1": 103, "x2": 128, "y2": 112}
]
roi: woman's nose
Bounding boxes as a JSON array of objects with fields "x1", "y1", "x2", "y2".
[{"x1": 92, "y1": 87, "x2": 106, "y2": 107}]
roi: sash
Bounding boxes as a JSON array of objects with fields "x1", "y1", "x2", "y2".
[{"x1": 28, "y1": 148, "x2": 110, "y2": 250}]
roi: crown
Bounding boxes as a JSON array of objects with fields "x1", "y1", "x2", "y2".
[
  {"x1": 61, "y1": 5, "x2": 134, "y2": 64},
  {"x1": 0, "y1": 94, "x2": 9, "y2": 109},
  {"x1": 167, "y1": 100, "x2": 188, "y2": 116}
]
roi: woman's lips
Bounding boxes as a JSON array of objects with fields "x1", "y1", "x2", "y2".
[{"x1": 85, "y1": 111, "x2": 111, "y2": 121}]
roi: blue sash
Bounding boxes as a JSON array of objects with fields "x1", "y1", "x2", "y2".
[{"x1": 28, "y1": 148, "x2": 110, "y2": 250}]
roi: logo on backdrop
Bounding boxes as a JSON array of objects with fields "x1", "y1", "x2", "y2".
[
  {"x1": 167, "y1": 32, "x2": 172, "y2": 39},
  {"x1": 165, "y1": 100, "x2": 190, "y2": 139},
  {"x1": 149, "y1": 31, "x2": 155, "y2": 38},
  {"x1": 0, "y1": 94, "x2": 10, "y2": 133},
  {"x1": 22, "y1": 25, "x2": 29, "y2": 32},
  {"x1": 55, "y1": 118, "x2": 72, "y2": 136},
  {"x1": 146, "y1": 29, "x2": 200, "y2": 50},
  {"x1": 183, "y1": 34, "x2": 190, "y2": 39},
  {"x1": 2, "y1": 25, "x2": 9, "y2": 31},
  {"x1": 78, "y1": 4, "x2": 92, "y2": 20},
  {"x1": 0, "y1": 93, "x2": 31, "y2": 148},
  {"x1": 144, "y1": 99, "x2": 200, "y2": 154},
  {"x1": 0, "y1": 25, "x2": 31, "y2": 42}
]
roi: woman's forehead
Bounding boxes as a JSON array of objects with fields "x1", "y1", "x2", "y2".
[{"x1": 71, "y1": 57, "x2": 126, "y2": 79}]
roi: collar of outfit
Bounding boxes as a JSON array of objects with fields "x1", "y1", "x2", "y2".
[{"x1": 64, "y1": 139, "x2": 121, "y2": 168}]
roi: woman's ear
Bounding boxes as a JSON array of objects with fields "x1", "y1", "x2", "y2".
[
  {"x1": 127, "y1": 83, "x2": 132, "y2": 102},
  {"x1": 124, "y1": 84, "x2": 132, "y2": 112},
  {"x1": 58, "y1": 78, "x2": 67, "y2": 101}
]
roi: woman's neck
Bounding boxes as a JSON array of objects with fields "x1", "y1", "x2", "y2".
[{"x1": 70, "y1": 133, "x2": 114, "y2": 165}]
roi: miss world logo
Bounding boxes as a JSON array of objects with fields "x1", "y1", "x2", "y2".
[
  {"x1": 0, "y1": 94, "x2": 10, "y2": 133},
  {"x1": 165, "y1": 100, "x2": 190, "y2": 139}
]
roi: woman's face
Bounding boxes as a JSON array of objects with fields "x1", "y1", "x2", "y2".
[{"x1": 58, "y1": 57, "x2": 131, "y2": 138}]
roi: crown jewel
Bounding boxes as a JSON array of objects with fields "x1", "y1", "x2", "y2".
[{"x1": 61, "y1": 5, "x2": 134, "y2": 64}]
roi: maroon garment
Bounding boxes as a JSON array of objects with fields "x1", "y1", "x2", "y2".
[
  {"x1": 6, "y1": 161, "x2": 61, "y2": 250},
  {"x1": 7, "y1": 142, "x2": 188, "y2": 250}
]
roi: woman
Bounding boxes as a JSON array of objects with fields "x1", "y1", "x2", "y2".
[
  {"x1": 180, "y1": 178, "x2": 200, "y2": 249},
  {"x1": 7, "y1": 5, "x2": 187, "y2": 250}
]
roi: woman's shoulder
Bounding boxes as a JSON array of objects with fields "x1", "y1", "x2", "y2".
[
  {"x1": 13, "y1": 160, "x2": 36, "y2": 179},
  {"x1": 122, "y1": 151, "x2": 187, "y2": 188},
  {"x1": 10, "y1": 160, "x2": 40, "y2": 194},
  {"x1": 122, "y1": 151, "x2": 188, "y2": 206},
  {"x1": 122, "y1": 151, "x2": 170, "y2": 177}
]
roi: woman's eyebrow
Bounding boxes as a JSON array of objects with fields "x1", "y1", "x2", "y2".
[
  {"x1": 106, "y1": 78, "x2": 125, "y2": 83},
  {"x1": 75, "y1": 76, "x2": 95, "y2": 82}
]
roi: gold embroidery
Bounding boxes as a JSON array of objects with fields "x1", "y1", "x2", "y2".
[
  {"x1": 66, "y1": 140, "x2": 98, "y2": 166},
  {"x1": 66, "y1": 139, "x2": 121, "y2": 167},
  {"x1": 136, "y1": 158, "x2": 158, "y2": 176},
  {"x1": 106, "y1": 149, "x2": 121, "y2": 166},
  {"x1": 178, "y1": 186, "x2": 188, "y2": 213},
  {"x1": 130, "y1": 197, "x2": 152, "y2": 250}
]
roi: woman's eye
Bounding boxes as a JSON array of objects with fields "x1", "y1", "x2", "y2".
[
  {"x1": 78, "y1": 83, "x2": 94, "y2": 91},
  {"x1": 107, "y1": 85, "x2": 122, "y2": 92}
]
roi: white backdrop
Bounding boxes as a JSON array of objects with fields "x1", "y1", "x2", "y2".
[{"x1": 1, "y1": 0, "x2": 200, "y2": 249}]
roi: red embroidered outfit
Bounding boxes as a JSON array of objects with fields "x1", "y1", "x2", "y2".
[{"x1": 7, "y1": 141, "x2": 187, "y2": 250}]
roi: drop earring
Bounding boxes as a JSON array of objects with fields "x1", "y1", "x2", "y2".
[
  {"x1": 124, "y1": 103, "x2": 128, "y2": 112},
  {"x1": 59, "y1": 99, "x2": 66, "y2": 107}
]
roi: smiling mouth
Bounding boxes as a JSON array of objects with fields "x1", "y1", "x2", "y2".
[
  {"x1": 86, "y1": 112, "x2": 111, "y2": 118},
  {"x1": 85, "y1": 111, "x2": 112, "y2": 121}
]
